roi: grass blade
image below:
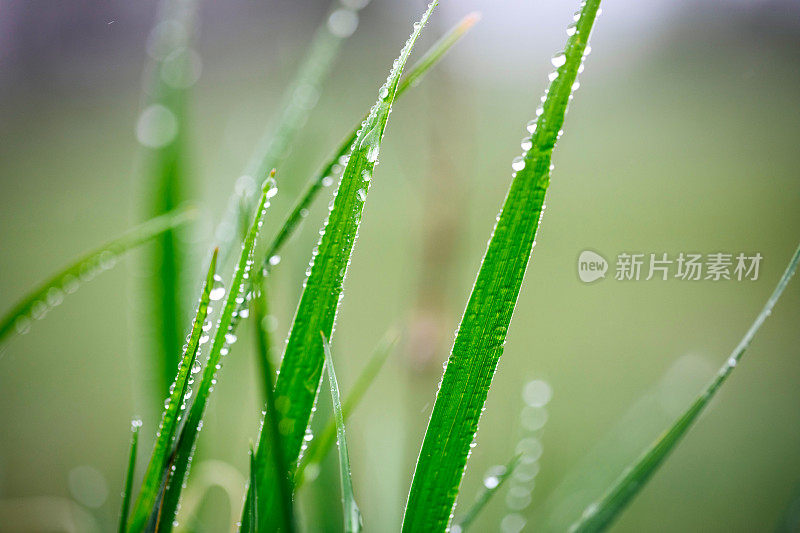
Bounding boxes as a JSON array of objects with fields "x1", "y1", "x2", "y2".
[
  {"x1": 139, "y1": 0, "x2": 200, "y2": 397},
  {"x1": 118, "y1": 419, "x2": 143, "y2": 533},
  {"x1": 250, "y1": 269, "x2": 296, "y2": 532},
  {"x1": 155, "y1": 172, "x2": 278, "y2": 532},
  {"x1": 126, "y1": 248, "x2": 218, "y2": 532},
  {"x1": 245, "y1": 4, "x2": 439, "y2": 528},
  {"x1": 261, "y1": 12, "x2": 480, "y2": 273},
  {"x1": 402, "y1": 1, "x2": 602, "y2": 530},
  {"x1": 321, "y1": 333, "x2": 362, "y2": 533},
  {"x1": 244, "y1": 446, "x2": 258, "y2": 533},
  {"x1": 570, "y1": 242, "x2": 800, "y2": 533},
  {"x1": 453, "y1": 455, "x2": 521, "y2": 532},
  {"x1": 215, "y1": 0, "x2": 373, "y2": 264},
  {"x1": 0, "y1": 207, "x2": 194, "y2": 347},
  {"x1": 296, "y1": 331, "x2": 396, "y2": 485}
]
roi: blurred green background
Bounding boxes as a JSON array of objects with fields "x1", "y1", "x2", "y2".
[{"x1": 1, "y1": 0, "x2": 799, "y2": 531}]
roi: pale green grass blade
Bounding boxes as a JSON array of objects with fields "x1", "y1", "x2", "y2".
[
  {"x1": 118, "y1": 419, "x2": 142, "y2": 533},
  {"x1": 453, "y1": 455, "x2": 521, "y2": 532},
  {"x1": 126, "y1": 248, "x2": 218, "y2": 532},
  {"x1": 295, "y1": 331, "x2": 397, "y2": 485},
  {"x1": 140, "y1": 0, "x2": 200, "y2": 397},
  {"x1": 321, "y1": 333, "x2": 362, "y2": 533},
  {"x1": 215, "y1": 0, "x2": 372, "y2": 264},
  {"x1": 250, "y1": 270, "x2": 296, "y2": 532},
  {"x1": 262, "y1": 12, "x2": 480, "y2": 273},
  {"x1": 0, "y1": 207, "x2": 194, "y2": 347},
  {"x1": 402, "y1": 1, "x2": 602, "y2": 530},
  {"x1": 570, "y1": 242, "x2": 800, "y2": 533},
  {"x1": 155, "y1": 172, "x2": 278, "y2": 532},
  {"x1": 244, "y1": 5, "x2": 439, "y2": 528}
]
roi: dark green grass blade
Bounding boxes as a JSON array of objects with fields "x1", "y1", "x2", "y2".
[
  {"x1": 261, "y1": 12, "x2": 480, "y2": 273},
  {"x1": 570, "y1": 242, "x2": 800, "y2": 533},
  {"x1": 453, "y1": 455, "x2": 521, "y2": 532},
  {"x1": 295, "y1": 331, "x2": 396, "y2": 485},
  {"x1": 155, "y1": 172, "x2": 278, "y2": 532},
  {"x1": 118, "y1": 419, "x2": 142, "y2": 533},
  {"x1": 0, "y1": 207, "x2": 194, "y2": 347},
  {"x1": 140, "y1": 0, "x2": 199, "y2": 397},
  {"x1": 244, "y1": 446, "x2": 258, "y2": 533},
  {"x1": 244, "y1": 5, "x2": 439, "y2": 529},
  {"x1": 402, "y1": 1, "x2": 602, "y2": 530},
  {"x1": 215, "y1": 1, "x2": 372, "y2": 264},
  {"x1": 251, "y1": 269, "x2": 296, "y2": 532},
  {"x1": 126, "y1": 248, "x2": 218, "y2": 532},
  {"x1": 321, "y1": 334, "x2": 362, "y2": 533}
]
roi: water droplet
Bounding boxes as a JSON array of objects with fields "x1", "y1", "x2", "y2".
[
  {"x1": 523, "y1": 379, "x2": 552, "y2": 407},
  {"x1": 551, "y1": 53, "x2": 567, "y2": 68},
  {"x1": 521, "y1": 137, "x2": 532, "y2": 151},
  {"x1": 225, "y1": 333, "x2": 237, "y2": 344},
  {"x1": 511, "y1": 157, "x2": 526, "y2": 172},
  {"x1": 526, "y1": 120, "x2": 537, "y2": 134},
  {"x1": 209, "y1": 276, "x2": 225, "y2": 301},
  {"x1": 357, "y1": 188, "x2": 367, "y2": 202},
  {"x1": 321, "y1": 176, "x2": 334, "y2": 187},
  {"x1": 378, "y1": 86, "x2": 389, "y2": 100}
]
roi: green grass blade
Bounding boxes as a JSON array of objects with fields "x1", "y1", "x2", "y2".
[
  {"x1": 215, "y1": 0, "x2": 372, "y2": 264},
  {"x1": 295, "y1": 331, "x2": 396, "y2": 485},
  {"x1": 0, "y1": 207, "x2": 194, "y2": 347},
  {"x1": 570, "y1": 242, "x2": 800, "y2": 533},
  {"x1": 126, "y1": 248, "x2": 218, "y2": 532},
  {"x1": 118, "y1": 419, "x2": 142, "y2": 533},
  {"x1": 245, "y1": 4, "x2": 439, "y2": 528},
  {"x1": 155, "y1": 172, "x2": 278, "y2": 532},
  {"x1": 321, "y1": 333, "x2": 362, "y2": 533},
  {"x1": 244, "y1": 445, "x2": 258, "y2": 533},
  {"x1": 261, "y1": 12, "x2": 480, "y2": 273},
  {"x1": 402, "y1": 1, "x2": 602, "y2": 530},
  {"x1": 250, "y1": 269, "x2": 296, "y2": 532},
  {"x1": 140, "y1": 0, "x2": 199, "y2": 398},
  {"x1": 453, "y1": 455, "x2": 521, "y2": 532}
]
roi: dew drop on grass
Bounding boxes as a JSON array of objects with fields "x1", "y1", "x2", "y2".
[
  {"x1": 209, "y1": 275, "x2": 225, "y2": 301},
  {"x1": 357, "y1": 188, "x2": 367, "y2": 202},
  {"x1": 511, "y1": 157, "x2": 526, "y2": 172},
  {"x1": 551, "y1": 53, "x2": 566, "y2": 68},
  {"x1": 521, "y1": 137, "x2": 532, "y2": 151},
  {"x1": 14, "y1": 316, "x2": 31, "y2": 335},
  {"x1": 225, "y1": 333, "x2": 237, "y2": 344},
  {"x1": 526, "y1": 120, "x2": 537, "y2": 134},
  {"x1": 378, "y1": 85, "x2": 389, "y2": 100},
  {"x1": 321, "y1": 176, "x2": 334, "y2": 187}
]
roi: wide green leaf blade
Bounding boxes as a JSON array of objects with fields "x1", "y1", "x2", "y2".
[
  {"x1": 261, "y1": 12, "x2": 480, "y2": 273},
  {"x1": 250, "y1": 270, "x2": 296, "y2": 532},
  {"x1": 0, "y1": 207, "x2": 194, "y2": 347},
  {"x1": 321, "y1": 334, "x2": 363, "y2": 533},
  {"x1": 295, "y1": 331, "x2": 396, "y2": 485},
  {"x1": 126, "y1": 248, "x2": 218, "y2": 532},
  {"x1": 155, "y1": 172, "x2": 278, "y2": 532},
  {"x1": 570, "y1": 242, "x2": 800, "y2": 533},
  {"x1": 402, "y1": 1, "x2": 602, "y2": 530},
  {"x1": 244, "y1": 4, "x2": 439, "y2": 529},
  {"x1": 118, "y1": 419, "x2": 142, "y2": 533},
  {"x1": 453, "y1": 455, "x2": 521, "y2": 532}
]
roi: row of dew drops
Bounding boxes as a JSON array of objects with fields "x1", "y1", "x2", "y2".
[
  {"x1": 508, "y1": 6, "x2": 600, "y2": 178},
  {"x1": 14, "y1": 250, "x2": 118, "y2": 336}
]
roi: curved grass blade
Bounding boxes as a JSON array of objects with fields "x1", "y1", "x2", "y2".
[
  {"x1": 118, "y1": 419, "x2": 142, "y2": 533},
  {"x1": 250, "y1": 269, "x2": 296, "y2": 532},
  {"x1": 243, "y1": 446, "x2": 258, "y2": 533},
  {"x1": 570, "y1": 242, "x2": 800, "y2": 533},
  {"x1": 215, "y1": 0, "x2": 373, "y2": 264},
  {"x1": 262, "y1": 12, "x2": 480, "y2": 274},
  {"x1": 295, "y1": 331, "x2": 397, "y2": 485},
  {"x1": 0, "y1": 207, "x2": 194, "y2": 347},
  {"x1": 402, "y1": 1, "x2": 602, "y2": 530},
  {"x1": 126, "y1": 248, "x2": 218, "y2": 532},
  {"x1": 243, "y1": 4, "x2": 439, "y2": 529},
  {"x1": 453, "y1": 455, "x2": 521, "y2": 532},
  {"x1": 321, "y1": 333, "x2": 362, "y2": 533},
  {"x1": 154, "y1": 172, "x2": 278, "y2": 532}
]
